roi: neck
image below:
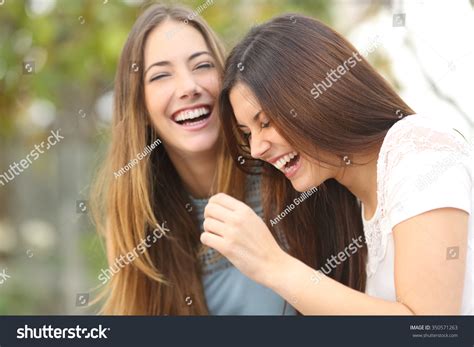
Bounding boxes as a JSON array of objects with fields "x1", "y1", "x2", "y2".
[
  {"x1": 334, "y1": 148, "x2": 380, "y2": 220},
  {"x1": 166, "y1": 146, "x2": 218, "y2": 199}
]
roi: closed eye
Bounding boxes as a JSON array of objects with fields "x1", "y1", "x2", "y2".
[
  {"x1": 149, "y1": 73, "x2": 169, "y2": 82},
  {"x1": 149, "y1": 62, "x2": 213, "y2": 82},
  {"x1": 240, "y1": 120, "x2": 270, "y2": 142},
  {"x1": 195, "y1": 62, "x2": 214, "y2": 70}
]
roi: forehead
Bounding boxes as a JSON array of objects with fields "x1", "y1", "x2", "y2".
[
  {"x1": 144, "y1": 20, "x2": 209, "y2": 65},
  {"x1": 229, "y1": 83, "x2": 262, "y2": 125}
]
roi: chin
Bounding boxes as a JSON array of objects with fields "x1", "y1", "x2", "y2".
[
  {"x1": 179, "y1": 124, "x2": 220, "y2": 151},
  {"x1": 183, "y1": 135, "x2": 219, "y2": 153},
  {"x1": 290, "y1": 180, "x2": 312, "y2": 193},
  {"x1": 288, "y1": 172, "x2": 321, "y2": 192}
]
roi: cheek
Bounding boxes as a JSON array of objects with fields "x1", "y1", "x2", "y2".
[
  {"x1": 197, "y1": 72, "x2": 220, "y2": 97},
  {"x1": 303, "y1": 159, "x2": 333, "y2": 185},
  {"x1": 268, "y1": 128, "x2": 290, "y2": 147},
  {"x1": 144, "y1": 84, "x2": 174, "y2": 128}
]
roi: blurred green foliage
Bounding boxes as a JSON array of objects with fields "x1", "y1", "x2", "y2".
[{"x1": 0, "y1": 0, "x2": 332, "y2": 314}]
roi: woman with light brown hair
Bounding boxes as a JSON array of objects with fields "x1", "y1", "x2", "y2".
[{"x1": 206, "y1": 13, "x2": 473, "y2": 315}]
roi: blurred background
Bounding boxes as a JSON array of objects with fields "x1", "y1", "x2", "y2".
[{"x1": 0, "y1": 0, "x2": 473, "y2": 314}]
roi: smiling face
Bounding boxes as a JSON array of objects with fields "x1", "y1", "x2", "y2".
[
  {"x1": 229, "y1": 83, "x2": 339, "y2": 192},
  {"x1": 143, "y1": 19, "x2": 221, "y2": 157}
]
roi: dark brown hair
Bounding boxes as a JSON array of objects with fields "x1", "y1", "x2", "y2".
[{"x1": 219, "y1": 14, "x2": 415, "y2": 292}]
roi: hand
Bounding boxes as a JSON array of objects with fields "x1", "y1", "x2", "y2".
[{"x1": 201, "y1": 193, "x2": 287, "y2": 286}]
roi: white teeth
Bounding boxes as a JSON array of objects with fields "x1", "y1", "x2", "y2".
[
  {"x1": 174, "y1": 107, "x2": 210, "y2": 122},
  {"x1": 273, "y1": 151, "x2": 299, "y2": 170}
]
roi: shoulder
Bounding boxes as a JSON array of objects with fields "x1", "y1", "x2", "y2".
[
  {"x1": 377, "y1": 113, "x2": 472, "y2": 228},
  {"x1": 381, "y1": 113, "x2": 471, "y2": 159},
  {"x1": 378, "y1": 113, "x2": 472, "y2": 187}
]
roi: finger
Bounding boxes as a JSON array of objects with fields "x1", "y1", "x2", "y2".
[
  {"x1": 209, "y1": 193, "x2": 247, "y2": 211},
  {"x1": 204, "y1": 202, "x2": 235, "y2": 222},
  {"x1": 200, "y1": 231, "x2": 227, "y2": 254},
  {"x1": 203, "y1": 217, "x2": 228, "y2": 237}
]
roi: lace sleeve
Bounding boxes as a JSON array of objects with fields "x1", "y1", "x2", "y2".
[{"x1": 378, "y1": 115, "x2": 472, "y2": 229}]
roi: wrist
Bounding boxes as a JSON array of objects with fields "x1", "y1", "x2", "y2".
[{"x1": 262, "y1": 248, "x2": 293, "y2": 290}]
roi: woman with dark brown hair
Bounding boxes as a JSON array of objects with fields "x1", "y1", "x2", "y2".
[{"x1": 202, "y1": 13, "x2": 473, "y2": 315}]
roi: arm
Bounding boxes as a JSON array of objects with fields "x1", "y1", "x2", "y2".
[
  {"x1": 266, "y1": 254, "x2": 413, "y2": 315},
  {"x1": 266, "y1": 208, "x2": 468, "y2": 315},
  {"x1": 201, "y1": 194, "x2": 469, "y2": 315},
  {"x1": 264, "y1": 208, "x2": 468, "y2": 315}
]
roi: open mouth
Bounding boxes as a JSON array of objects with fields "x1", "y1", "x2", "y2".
[
  {"x1": 272, "y1": 151, "x2": 301, "y2": 176},
  {"x1": 172, "y1": 106, "x2": 212, "y2": 127}
]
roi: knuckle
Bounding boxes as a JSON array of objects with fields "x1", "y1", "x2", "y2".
[
  {"x1": 236, "y1": 209, "x2": 249, "y2": 221},
  {"x1": 212, "y1": 193, "x2": 224, "y2": 201},
  {"x1": 203, "y1": 218, "x2": 211, "y2": 230}
]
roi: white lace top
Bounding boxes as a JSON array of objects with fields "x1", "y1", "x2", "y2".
[{"x1": 361, "y1": 113, "x2": 473, "y2": 315}]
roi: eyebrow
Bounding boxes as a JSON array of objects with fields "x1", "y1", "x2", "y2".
[
  {"x1": 144, "y1": 51, "x2": 212, "y2": 75},
  {"x1": 237, "y1": 110, "x2": 262, "y2": 128}
]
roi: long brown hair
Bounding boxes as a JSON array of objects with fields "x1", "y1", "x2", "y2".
[
  {"x1": 90, "y1": 4, "x2": 246, "y2": 315},
  {"x1": 220, "y1": 14, "x2": 415, "y2": 291}
]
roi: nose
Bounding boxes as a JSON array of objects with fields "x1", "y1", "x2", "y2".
[
  {"x1": 177, "y1": 71, "x2": 202, "y2": 99},
  {"x1": 250, "y1": 133, "x2": 271, "y2": 159}
]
